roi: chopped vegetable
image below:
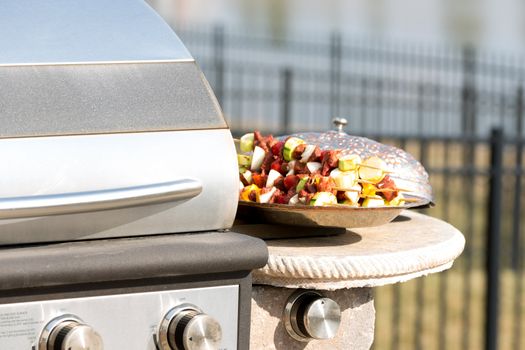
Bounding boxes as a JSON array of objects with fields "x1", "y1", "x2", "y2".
[
  {"x1": 296, "y1": 177, "x2": 309, "y2": 192},
  {"x1": 330, "y1": 168, "x2": 357, "y2": 189},
  {"x1": 358, "y1": 156, "x2": 387, "y2": 182},
  {"x1": 250, "y1": 146, "x2": 265, "y2": 171},
  {"x1": 361, "y1": 197, "x2": 385, "y2": 208},
  {"x1": 240, "y1": 184, "x2": 260, "y2": 201},
  {"x1": 338, "y1": 154, "x2": 361, "y2": 171},
  {"x1": 283, "y1": 137, "x2": 305, "y2": 162},
  {"x1": 309, "y1": 192, "x2": 337, "y2": 206},
  {"x1": 306, "y1": 162, "x2": 322, "y2": 174},
  {"x1": 288, "y1": 194, "x2": 300, "y2": 205},
  {"x1": 240, "y1": 133, "x2": 255, "y2": 152},
  {"x1": 241, "y1": 170, "x2": 252, "y2": 184},
  {"x1": 300, "y1": 144, "x2": 317, "y2": 163},
  {"x1": 256, "y1": 187, "x2": 277, "y2": 203},
  {"x1": 266, "y1": 169, "x2": 283, "y2": 188},
  {"x1": 237, "y1": 154, "x2": 251, "y2": 167}
]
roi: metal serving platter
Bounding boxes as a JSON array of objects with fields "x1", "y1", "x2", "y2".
[{"x1": 236, "y1": 196, "x2": 429, "y2": 229}]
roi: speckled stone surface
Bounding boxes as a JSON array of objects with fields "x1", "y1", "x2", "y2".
[
  {"x1": 250, "y1": 211, "x2": 465, "y2": 290},
  {"x1": 247, "y1": 211, "x2": 464, "y2": 349},
  {"x1": 250, "y1": 286, "x2": 375, "y2": 350}
]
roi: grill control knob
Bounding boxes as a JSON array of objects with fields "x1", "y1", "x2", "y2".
[
  {"x1": 38, "y1": 315, "x2": 103, "y2": 350},
  {"x1": 158, "y1": 303, "x2": 222, "y2": 350},
  {"x1": 283, "y1": 290, "x2": 341, "y2": 342}
]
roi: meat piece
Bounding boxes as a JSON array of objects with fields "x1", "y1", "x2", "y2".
[
  {"x1": 293, "y1": 161, "x2": 309, "y2": 175},
  {"x1": 260, "y1": 151, "x2": 274, "y2": 172},
  {"x1": 317, "y1": 176, "x2": 336, "y2": 193},
  {"x1": 271, "y1": 141, "x2": 284, "y2": 159},
  {"x1": 292, "y1": 144, "x2": 306, "y2": 160},
  {"x1": 376, "y1": 175, "x2": 398, "y2": 201},
  {"x1": 270, "y1": 188, "x2": 284, "y2": 204},
  {"x1": 321, "y1": 150, "x2": 341, "y2": 176},
  {"x1": 283, "y1": 174, "x2": 299, "y2": 191},
  {"x1": 273, "y1": 177, "x2": 287, "y2": 192},
  {"x1": 252, "y1": 173, "x2": 267, "y2": 188},
  {"x1": 299, "y1": 189, "x2": 314, "y2": 204},
  {"x1": 274, "y1": 189, "x2": 298, "y2": 204},
  {"x1": 254, "y1": 131, "x2": 275, "y2": 153},
  {"x1": 308, "y1": 146, "x2": 322, "y2": 162},
  {"x1": 336, "y1": 191, "x2": 347, "y2": 202},
  {"x1": 248, "y1": 190, "x2": 257, "y2": 202},
  {"x1": 305, "y1": 182, "x2": 317, "y2": 193},
  {"x1": 280, "y1": 162, "x2": 289, "y2": 174},
  {"x1": 271, "y1": 160, "x2": 283, "y2": 174}
]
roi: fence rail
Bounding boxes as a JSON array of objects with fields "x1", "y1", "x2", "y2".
[{"x1": 177, "y1": 26, "x2": 524, "y2": 350}]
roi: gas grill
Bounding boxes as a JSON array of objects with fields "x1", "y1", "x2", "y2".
[{"x1": 0, "y1": 1, "x2": 267, "y2": 349}]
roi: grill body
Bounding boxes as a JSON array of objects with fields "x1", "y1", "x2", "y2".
[
  {"x1": 0, "y1": 1, "x2": 268, "y2": 350},
  {"x1": 0, "y1": 232, "x2": 268, "y2": 349},
  {"x1": 0, "y1": 1, "x2": 239, "y2": 245}
]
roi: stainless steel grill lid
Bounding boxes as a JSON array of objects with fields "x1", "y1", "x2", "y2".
[
  {"x1": 0, "y1": 0, "x2": 192, "y2": 65},
  {"x1": 0, "y1": 0, "x2": 226, "y2": 138},
  {"x1": 0, "y1": 0, "x2": 239, "y2": 244}
]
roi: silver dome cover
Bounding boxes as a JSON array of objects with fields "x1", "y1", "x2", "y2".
[{"x1": 286, "y1": 130, "x2": 433, "y2": 204}]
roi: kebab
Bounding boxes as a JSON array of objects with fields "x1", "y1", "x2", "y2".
[{"x1": 237, "y1": 131, "x2": 411, "y2": 208}]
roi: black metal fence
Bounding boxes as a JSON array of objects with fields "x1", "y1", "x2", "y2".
[{"x1": 177, "y1": 26, "x2": 524, "y2": 350}]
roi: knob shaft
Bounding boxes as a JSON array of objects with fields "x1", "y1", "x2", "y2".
[{"x1": 284, "y1": 290, "x2": 341, "y2": 342}]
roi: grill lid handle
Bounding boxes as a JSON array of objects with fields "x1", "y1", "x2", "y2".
[{"x1": 0, "y1": 179, "x2": 202, "y2": 219}]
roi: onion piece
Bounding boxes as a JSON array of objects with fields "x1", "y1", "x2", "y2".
[
  {"x1": 250, "y1": 146, "x2": 265, "y2": 171},
  {"x1": 288, "y1": 194, "x2": 300, "y2": 205},
  {"x1": 242, "y1": 170, "x2": 253, "y2": 184},
  {"x1": 306, "y1": 162, "x2": 322, "y2": 174},
  {"x1": 300, "y1": 144, "x2": 317, "y2": 163},
  {"x1": 266, "y1": 169, "x2": 283, "y2": 188},
  {"x1": 257, "y1": 187, "x2": 277, "y2": 203},
  {"x1": 330, "y1": 168, "x2": 357, "y2": 189}
]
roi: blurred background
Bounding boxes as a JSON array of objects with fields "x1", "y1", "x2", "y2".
[{"x1": 148, "y1": 1, "x2": 524, "y2": 349}]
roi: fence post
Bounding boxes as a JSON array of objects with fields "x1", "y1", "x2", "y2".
[
  {"x1": 485, "y1": 127, "x2": 504, "y2": 350},
  {"x1": 330, "y1": 31, "x2": 342, "y2": 124},
  {"x1": 461, "y1": 45, "x2": 477, "y2": 136},
  {"x1": 461, "y1": 47, "x2": 477, "y2": 350},
  {"x1": 281, "y1": 68, "x2": 293, "y2": 134},
  {"x1": 213, "y1": 25, "x2": 225, "y2": 105},
  {"x1": 511, "y1": 85, "x2": 523, "y2": 270}
]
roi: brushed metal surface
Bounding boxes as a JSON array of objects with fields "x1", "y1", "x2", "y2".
[
  {"x1": 283, "y1": 290, "x2": 320, "y2": 342},
  {"x1": 0, "y1": 179, "x2": 201, "y2": 219},
  {"x1": 38, "y1": 315, "x2": 84, "y2": 350},
  {"x1": 0, "y1": 286, "x2": 238, "y2": 350},
  {"x1": 183, "y1": 314, "x2": 222, "y2": 350},
  {"x1": 46, "y1": 321, "x2": 104, "y2": 350},
  {"x1": 0, "y1": 62, "x2": 226, "y2": 138},
  {"x1": 236, "y1": 200, "x2": 427, "y2": 228},
  {"x1": 59, "y1": 325, "x2": 103, "y2": 350},
  {"x1": 0, "y1": 0, "x2": 192, "y2": 65},
  {"x1": 158, "y1": 303, "x2": 202, "y2": 350},
  {"x1": 303, "y1": 298, "x2": 341, "y2": 340},
  {"x1": 0, "y1": 129, "x2": 239, "y2": 244},
  {"x1": 283, "y1": 290, "x2": 341, "y2": 342},
  {"x1": 160, "y1": 305, "x2": 223, "y2": 350}
]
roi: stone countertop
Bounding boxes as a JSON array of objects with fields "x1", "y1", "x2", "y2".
[{"x1": 234, "y1": 211, "x2": 465, "y2": 290}]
